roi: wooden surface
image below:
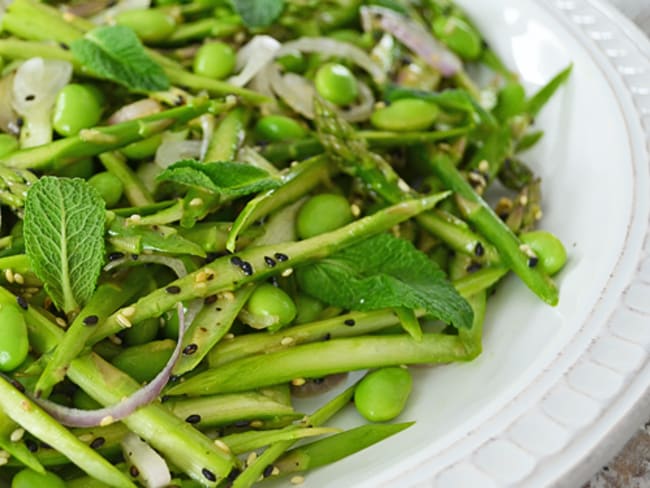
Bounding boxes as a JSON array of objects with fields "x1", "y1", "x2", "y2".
[{"x1": 584, "y1": 2, "x2": 650, "y2": 487}]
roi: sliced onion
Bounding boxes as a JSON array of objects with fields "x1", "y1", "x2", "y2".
[
  {"x1": 103, "y1": 254, "x2": 188, "y2": 278},
  {"x1": 108, "y1": 99, "x2": 162, "y2": 125},
  {"x1": 360, "y1": 6, "x2": 462, "y2": 77},
  {"x1": 12, "y1": 57, "x2": 73, "y2": 148},
  {"x1": 37, "y1": 303, "x2": 188, "y2": 428},
  {"x1": 90, "y1": 0, "x2": 149, "y2": 24},
  {"x1": 0, "y1": 74, "x2": 19, "y2": 135},
  {"x1": 228, "y1": 35, "x2": 282, "y2": 87},
  {"x1": 290, "y1": 373, "x2": 349, "y2": 398},
  {"x1": 275, "y1": 37, "x2": 386, "y2": 84},
  {"x1": 154, "y1": 131, "x2": 201, "y2": 168},
  {"x1": 199, "y1": 114, "x2": 214, "y2": 162},
  {"x1": 122, "y1": 433, "x2": 171, "y2": 488}
]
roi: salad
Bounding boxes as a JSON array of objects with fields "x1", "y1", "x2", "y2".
[{"x1": 0, "y1": 0, "x2": 570, "y2": 486}]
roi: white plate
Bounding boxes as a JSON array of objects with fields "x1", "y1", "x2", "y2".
[{"x1": 288, "y1": 1, "x2": 650, "y2": 487}]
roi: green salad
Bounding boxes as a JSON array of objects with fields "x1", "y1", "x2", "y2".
[{"x1": 0, "y1": 0, "x2": 570, "y2": 486}]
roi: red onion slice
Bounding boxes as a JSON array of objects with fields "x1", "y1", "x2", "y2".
[
  {"x1": 360, "y1": 6, "x2": 462, "y2": 77},
  {"x1": 37, "y1": 303, "x2": 187, "y2": 428}
]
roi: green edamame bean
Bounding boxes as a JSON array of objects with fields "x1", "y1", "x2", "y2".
[
  {"x1": 0, "y1": 133, "x2": 18, "y2": 157},
  {"x1": 122, "y1": 133, "x2": 163, "y2": 160},
  {"x1": 296, "y1": 193, "x2": 354, "y2": 239},
  {"x1": 494, "y1": 82, "x2": 527, "y2": 121},
  {"x1": 255, "y1": 115, "x2": 307, "y2": 142},
  {"x1": 370, "y1": 99, "x2": 439, "y2": 132},
  {"x1": 294, "y1": 293, "x2": 325, "y2": 324},
  {"x1": 12, "y1": 469, "x2": 66, "y2": 488},
  {"x1": 115, "y1": 9, "x2": 176, "y2": 43},
  {"x1": 87, "y1": 172, "x2": 124, "y2": 208},
  {"x1": 52, "y1": 84, "x2": 104, "y2": 137},
  {"x1": 111, "y1": 340, "x2": 175, "y2": 383},
  {"x1": 354, "y1": 367, "x2": 413, "y2": 422},
  {"x1": 122, "y1": 317, "x2": 160, "y2": 346},
  {"x1": 519, "y1": 230, "x2": 567, "y2": 276},
  {"x1": 245, "y1": 283, "x2": 296, "y2": 329},
  {"x1": 432, "y1": 16, "x2": 482, "y2": 60},
  {"x1": 314, "y1": 62, "x2": 358, "y2": 106},
  {"x1": 193, "y1": 42, "x2": 236, "y2": 80},
  {"x1": 53, "y1": 158, "x2": 95, "y2": 179},
  {"x1": 0, "y1": 303, "x2": 29, "y2": 372}
]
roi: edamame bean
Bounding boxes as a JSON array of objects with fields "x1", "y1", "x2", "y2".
[
  {"x1": 87, "y1": 171, "x2": 124, "y2": 208},
  {"x1": 52, "y1": 84, "x2": 104, "y2": 137},
  {"x1": 255, "y1": 115, "x2": 307, "y2": 142},
  {"x1": 294, "y1": 293, "x2": 325, "y2": 324},
  {"x1": 432, "y1": 16, "x2": 482, "y2": 60},
  {"x1": 111, "y1": 340, "x2": 175, "y2": 383},
  {"x1": 0, "y1": 133, "x2": 18, "y2": 157},
  {"x1": 53, "y1": 158, "x2": 95, "y2": 179},
  {"x1": 296, "y1": 193, "x2": 354, "y2": 239},
  {"x1": 115, "y1": 9, "x2": 176, "y2": 43},
  {"x1": 519, "y1": 230, "x2": 567, "y2": 276},
  {"x1": 370, "y1": 99, "x2": 439, "y2": 132},
  {"x1": 354, "y1": 367, "x2": 413, "y2": 422},
  {"x1": 122, "y1": 317, "x2": 160, "y2": 346},
  {"x1": 12, "y1": 469, "x2": 67, "y2": 488},
  {"x1": 494, "y1": 82, "x2": 527, "y2": 121},
  {"x1": 193, "y1": 42, "x2": 236, "y2": 80},
  {"x1": 314, "y1": 62, "x2": 358, "y2": 106},
  {"x1": 245, "y1": 283, "x2": 296, "y2": 329},
  {"x1": 0, "y1": 303, "x2": 29, "y2": 372},
  {"x1": 122, "y1": 134, "x2": 163, "y2": 160}
]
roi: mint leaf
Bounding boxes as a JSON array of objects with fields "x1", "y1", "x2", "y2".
[
  {"x1": 24, "y1": 177, "x2": 105, "y2": 314},
  {"x1": 296, "y1": 234, "x2": 474, "y2": 329},
  {"x1": 157, "y1": 160, "x2": 281, "y2": 197},
  {"x1": 70, "y1": 25, "x2": 169, "y2": 92},
  {"x1": 233, "y1": 0, "x2": 285, "y2": 28}
]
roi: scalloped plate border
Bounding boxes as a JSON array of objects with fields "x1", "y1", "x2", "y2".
[{"x1": 375, "y1": 1, "x2": 650, "y2": 486}]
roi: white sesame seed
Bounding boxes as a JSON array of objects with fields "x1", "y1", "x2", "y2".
[
  {"x1": 246, "y1": 451, "x2": 258, "y2": 466},
  {"x1": 222, "y1": 291, "x2": 235, "y2": 302},
  {"x1": 249, "y1": 420, "x2": 263, "y2": 428},
  {"x1": 291, "y1": 378, "x2": 306, "y2": 386},
  {"x1": 290, "y1": 475, "x2": 305, "y2": 485},
  {"x1": 4, "y1": 269, "x2": 14, "y2": 283},
  {"x1": 10, "y1": 428, "x2": 24, "y2": 442},
  {"x1": 478, "y1": 159, "x2": 490, "y2": 173},
  {"x1": 195, "y1": 282, "x2": 207, "y2": 290},
  {"x1": 0, "y1": 457, "x2": 7, "y2": 466},
  {"x1": 108, "y1": 335, "x2": 123, "y2": 345},
  {"x1": 519, "y1": 194, "x2": 528, "y2": 206},
  {"x1": 55, "y1": 317, "x2": 67, "y2": 328},
  {"x1": 397, "y1": 179, "x2": 411, "y2": 192},
  {"x1": 0, "y1": 450, "x2": 9, "y2": 459},
  {"x1": 128, "y1": 214, "x2": 142, "y2": 224},
  {"x1": 195, "y1": 271, "x2": 208, "y2": 283},
  {"x1": 213, "y1": 439, "x2": 231, "y2": 454},
  {"x1": 13, "y1": 273, "x2": 24, "y2": 285},
  {"x1": 280, "y1": 337, "x2": 294, "y2": 346},
  {"x1": 78, "y1": 433, "x2": 94, "y2": 443},
  {"x1": 116, "y1": 314, "x2": 132, "y2": 328},
  {"x1": 272, "y1": 466, "x2": 280, "y2": 476},
  {"x1": 224, "y1": 333, "x2": 235, "y2": 340},
  {"x1": 100, "y1": 416, "x2": 114, "y2": 427},
  {"x1": 350, "y1": 203, "x2": 361, "y2": 217},
  {"x1": 281, "y1": 268, "x2": 294, "y2": 278},
  {"x1": 121, "y1": 306, "x2": 136, "y2": 318},
  {"x1": 189, "y1": 197, "x2": 203, "y2": 207}
]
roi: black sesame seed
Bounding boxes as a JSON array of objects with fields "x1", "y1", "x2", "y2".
[
  {"x1": 185, "y1": 414, "x2": 201, "y2": 424},
  {"x1": 274, "y1": 252, "x2": 289, "y2": 262},
  {"x1": 264, "y1": 256, "x2": 276, "y2": 267},
  {"x1": 204, "y1": 294, "x2": 218, "y2": 305},
  {"x1": 169, "y1": 375, "x2": 180, "y2": 383},
  {"x1": 226, "y1": 468, "x2": 241, "y2": 482},
  {"x1": 263, "y1": 465, "x2": 274, "y2": 478},
  {"x1": 166, "y1": 285, "x2": 181, "y2": 294},
  {"x1": 240, "y1": 261, "x2": 253, "y2": 276},
  {"x1": 16, "y1": 296, "x2": 28, "y2": 310},
  {"x1": 323, "y1": 333, "x2": 331, "y2": 341},
  {"x1": 233, "y1": 420, "x2": 250, "y2": 428},
  {"x1": 90, "y1": 437, "x2": 105, "y2": 449},
  {"x1": 131, "y1": 254, "x2": 139, "y2": 261},
  {"x1": 108, "y1": 252, "x2": 125, "y2": 261},
  {"x1": 215, "y1": 307, "x2": 222, "y2": 312},
  {"x1": 474, "y1": 242, "x2": 485, "y2": 257},
  {"x1": 39, "y1": 441, "x2": 52, "y2": 449},
  {"x1": 466, "y1": 262, "x2": 482, "y2": 273},
  {"x1": 344, "y1": 319, "x2": 356, "y2": 327},
  {"x1": 25, "y1": 94, "x2": 35, "y2": 101},
  {"x1": 10, "y1": 379, "x2": 25, "y2": 393},
  {"x1": 174, "y1": 95, "x2": 185, "y2": 106},
  {"x1": 183, "y1": 343, "x2": 198, "y2": 355},
  {"x1": 202, "y1": 468, "x2": 217, "y2": 482},
  {"x1": 83, "y1": 315, "x2": 99, "y2": 326},
  {"x1": 528, "y1": 256, "x2": 539, "y2": 268},
  {"x1": 230, "y1": 256, "x2": 243, "y2": 266},
  {"x1": 16, "y1": 117, "x2": 24, "y2": 128},
  {"x1": 24, "y1": 438, "x2": 38, "y2": 452},
  {"x1": 129, "y1": 465, "x2": 140, "y2": 477},
  {"x1": 59, "y1": 42, "x2": 70, "y2": 50}
]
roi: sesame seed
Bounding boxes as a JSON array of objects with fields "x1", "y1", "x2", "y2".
[
  {"x1": 183, "y1": 343, "x2": 198, "y2": 355},
  {"x1": 214, "y1": 439, "x2": 231, "y2": 454},
  {"x1": 230, "y1": 256, "x2": 243, "y2": 266},
  {"x1": 0, "y1": 458, "x2": 7, "y2": 466},
  {"x1": 240, "y1": 261, "x2": 253, "y2": 276},
  {"x1": 55, "y1": 317, "x2": 67, "y2": 328},
  {"x1": 83, "y1": 315, "x2": 99, "y2": 326},
  {"x1": 20, "y1": 400, "x2": 31, "y2": 411},
  {"x1": 204, "y1": 295, "x2": 218, "y2": 305},
  {"x1": 263, "y1": 464, "x2": 274, "y2": 478},
  {"x1": 128, "y1": 214, "x2": 142, "y2": 223},
  {"x1": 10, "y1": 428, "x2": 24, "y2": 442},
  {"x1": 196, "y1": 271, "x2": 208, "y2": 283},
  {"x1": 10, "y1": 379, "x2": 25, "y2": 393},
  {"x1": 13, "y1": 273, "x2": 24, "y2": 285},
  {"x1": 323, "y1": 333, "x2": 331, "y2": 341},
  {"x1": 100, "y1": 416, "x2": 114, "y2": 427},
  {"x1": 196, "y1": 282, "x2": 207, "y2": 290},
  {"x1": 528, "y1": 256, "x2": 539, "y2": 268},
  {"x1": 478, "y1": 159, "x2": 490, "y2": 173},
  {"x1": 280, "y1": 337, "x2": 294, "y2": 346},
  {"x1": 185, "y1": 414, "x2": 201, "y2": 424},
  {"x1": 264, "y1": 256, "x2": 276, "y2": 267},
  {"x1": 224, "y1": 333, "x2": 235, "y2": 340},
  {"x1": 519, "y1": 194, "x2": 529, "y2": 206},
  {"x1": 121, "y1": 306, "x2": 136, "y2": 318},
  {"x1": 291, "y1": 475, "x2": 305, "y2": 485},
  {"x1": 90, "y1": 437, "x2": 105, "y2": 449},
  {"x1": 131, "y1": 254, "x2": 139, "y2": 261},
  {"x1": 350, "y1": 203, "x2": 361, "y2": 217},
  {"x1": 281, "y1": 268, "x2": 294, "y2": 277},
  {"x1": 4, "y1": 269, "x2": 14, "y2": 283},
  {"x1": 108, "y1": 252, "x2": 125, "y2": 261},
  {"x1": 189, "y1": 197, "x2": 203, "y2": 207},
  {"x1": 466, "y1": 262, "x2": 482, "y2": 273},
  {"x1": 344, "y1": 319, "x2": 356, "y2": 327},
  {"x1": 227, "y1": 467, "x2": 241, "y2": 482},
  {"x1": 202, "y1": 468, "x2": 216, "y2": 482},
  {"x1": 24, "y1": 439, "x2": 38, "y2": 452},
  {"x1": 274, "y1": 252, "x2": 288, "y2": 262},
  {"x1": 246, "y1": 451, "x2": 258, "y2": 466},
  {"x1": 249, "y1": 420, "x2": 263, "y2": 428},
  {"x1": 222, "y1": 291, "x2": 235, "y2": 302},
  {"x1": 116, "y1": 314, "x2": 132, "y2": 328},
  {"x1": 108, "y1": 335, "x2": 122, "y2": 345},
  {"x1": 78, "y1": 433, "x2": 94, "y2": 443},
  {"x1": 16, "y1": 296, "x2": 28, "y2": 310},
  {"x1": 272, "y1": 466, "x2": 280, "y2": 476},
  {"x1": 291, "y1": 378, "x2": 306, "y2": 386},
  {"x1": 474, "y1": 242, "x2": 485, "y2": 257},
  {"x1": 129, "y1": 466, "x2": 139, "y2": 477},
  {"x1": 165, "y1": 285, "x2": 181, "y2": 294}
]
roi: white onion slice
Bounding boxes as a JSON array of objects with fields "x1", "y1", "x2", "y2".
[
  {"x1": 37, "y1": 303, "x2": 188, "y2": 428},
  {"x1": 276, "y1": 37, "x2": 386, "y2": 84},
  {"x1": 122, "y1": 433, "x2": 171, "y2": 488},
  {"x1": 360, "y1": 6, "x2": 462, "y2": 77},
  {"x1": 228, "y1": 35, "x2": 282, "y2": 88},
  {"x1": 12, "y1": 57, "x2": 73, "y2": 148},
  {"x1": 154, "y1": 131, "x2": 201, "y2": 168},
  {"x1": 199, "y1": 114, "x2": 214, "y2": 162},
  {"x1": 103, "y1": 254, "x2": 188, "y2": 278},
  {"x1": 108, "y1": 99, "x2": 162, "y2": 125},
  {"x1": 90, "y1": 0, "x2": 149, "y2": 24}
]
